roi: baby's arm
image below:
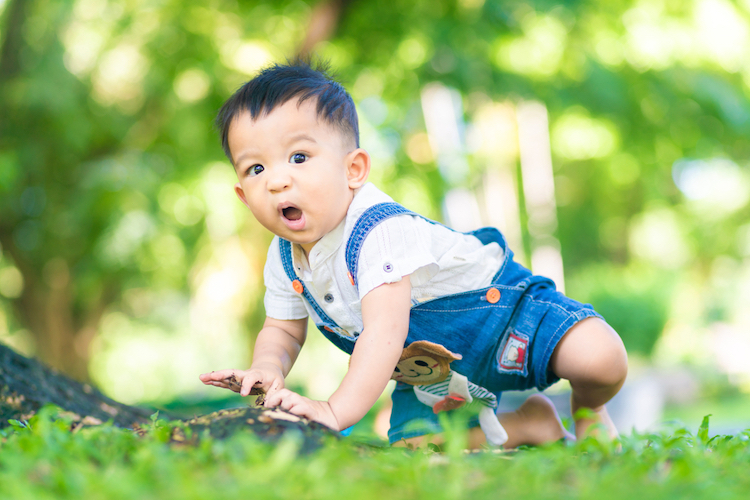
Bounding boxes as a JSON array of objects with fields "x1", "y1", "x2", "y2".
[
  {"x1": 199, "y1": 317, "x2": 308, "y2": 397},
  {"x1": 263, "y1": 276, "x2": 412, "y2": 431}
]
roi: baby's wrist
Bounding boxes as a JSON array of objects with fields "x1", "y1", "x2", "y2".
[
  {"x1": 325, "y1": 400, "x2": 347, "y2": 431},
  {"x1": 250, "y1": 360, "x2": 283, "y2": 374}
]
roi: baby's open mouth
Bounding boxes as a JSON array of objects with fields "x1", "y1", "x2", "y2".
[{"x1": 282, "y1": 207, "x2": 302, "y2": 221}]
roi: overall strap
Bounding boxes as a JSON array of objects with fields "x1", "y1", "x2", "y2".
[
  {"x1": 278, "y1": 238, "x2": 339, "y2": 327},
  {"x1": 344, "y1": 202, "x2": 418, "y2": 288},
  {"x1": 344, "y1": 202, "x2": 511, "y2": 290}
]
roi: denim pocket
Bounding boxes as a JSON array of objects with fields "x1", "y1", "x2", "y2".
[{"x1": 491, "y1": 294, "x2": 547, "y2": 384}]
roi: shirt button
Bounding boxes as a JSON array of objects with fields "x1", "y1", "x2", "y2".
[
  {"x1": 324, "y1": 293, "x2": 334, "y2": 303},
  {"x1": 383, "y1": 263, "x2": 393, "y2": 273}
]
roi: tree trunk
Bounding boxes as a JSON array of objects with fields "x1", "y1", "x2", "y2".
[{"x1": 0, "y1": 0, "x2": 106, "y2": 382}]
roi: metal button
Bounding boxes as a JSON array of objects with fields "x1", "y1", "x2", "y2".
[
  {"x1": 383, "y1": 262, "x2": 393, "y2": 273},
  {"x1": 324, "y1": 293, "x2": 334, "y2": 303}
]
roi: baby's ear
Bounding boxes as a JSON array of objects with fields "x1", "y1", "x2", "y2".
[
  {"x1": 234, "y1": 183, "x2": 251, "y2": 210},
  {"x1": 346, "y1": 148, "x2": 370, "y2": 189}
]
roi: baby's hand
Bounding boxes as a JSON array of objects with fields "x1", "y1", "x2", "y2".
[
  {"x1": 263, "y1": 389, "x2": 340, "y2": 431},
  {"x1": 199, "y1": 364, "x2": 284, "y2": 397}
]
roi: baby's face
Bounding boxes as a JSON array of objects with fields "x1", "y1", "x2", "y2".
[{"x1": 229, "y1": 98, "x2": 364, "y2": 253}]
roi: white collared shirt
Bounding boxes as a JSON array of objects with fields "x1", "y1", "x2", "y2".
[{"x1": 263, "y1": 183, "x2": 505, "y2": 336}]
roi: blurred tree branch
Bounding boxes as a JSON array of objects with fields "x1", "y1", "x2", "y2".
[
  {"x1": 0, "y1": 0, "x2": 29, "y2": 83},
  {"x1": 297, "y1": 0, "x2": 354, "y2": 59}
]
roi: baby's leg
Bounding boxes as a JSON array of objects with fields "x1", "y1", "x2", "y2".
[
  {"x1": 549, "y1": 317, "x2": 628, "y2": 440},
  {"x1": 393, "y1": 394, "x2": 571, "y2": 450},
  {"x1": 494, "y1": 393, "x2": 574, "y2": 449}
]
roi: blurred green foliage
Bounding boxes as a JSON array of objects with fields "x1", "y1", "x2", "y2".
[
  {"x1": 567, "y1": 264, "x2": 671, "y2": 355},
  {"x1": 1, "y1": 0, "x2": 749, "y2": 397}
]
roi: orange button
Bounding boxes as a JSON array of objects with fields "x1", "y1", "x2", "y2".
[
  {"x1": 486, "y1": 288, "x2": 501, "y2": 304},
  {"x1": 292, "y1": 280, "x2": 304, "y2": 294}
]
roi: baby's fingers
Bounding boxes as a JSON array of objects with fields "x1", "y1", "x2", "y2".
[
  {"x1": 200, "y1": 370, "x2": 248, "y2": 393},
  {"x1": 240, "y1": 375, "x2": 264, "y2": 397},
  {"x1": 263, "y1": 388, "x2": 299, "y2": 409},
  {"x1": 266, "y1": 377, "x2": 284, "y2": 396},
  {"x1": 205, "y1": 380, "x2": 230, "y2": 389},
  {"x1": 265, "y1": 390, "x2": 316, "y2": 420},
  {"x1": 199, "y1": 369, "x2": 238, "y2": 383}
]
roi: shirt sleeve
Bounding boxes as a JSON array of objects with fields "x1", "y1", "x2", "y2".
[
  {"x1": 263, "y1": 238, "x2": 309, "y2": 321},
  {"x1": 355, "y1": 214, "x2": 440, "y2": 300}
]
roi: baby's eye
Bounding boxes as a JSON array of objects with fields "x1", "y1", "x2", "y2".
[
  {"x1": 249, "y1": 164, "x2": 264, "y2": 177},
  {"x1": 290, "y1": 153, "x2": 307, "y2": 164}
]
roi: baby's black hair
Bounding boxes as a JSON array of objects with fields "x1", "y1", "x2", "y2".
[{"x1": 216, "y1": 58, "x2": 359, "y2": 161}]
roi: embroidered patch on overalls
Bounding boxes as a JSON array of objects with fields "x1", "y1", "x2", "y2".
[{"x1": 498, "y1": 332, "x2": 529, "y2": 371}]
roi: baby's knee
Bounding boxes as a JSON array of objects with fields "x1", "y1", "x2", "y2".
[
  {"x1": 552, "y1": 318, "x2": 628, "y2": 390},
  {"x1": 584, "y1": 336, "x2": 628, "y2": 389}
]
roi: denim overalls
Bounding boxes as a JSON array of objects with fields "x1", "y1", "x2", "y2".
[{"x1": 278, "y1": 202, "x2": 601, "y2": 443}]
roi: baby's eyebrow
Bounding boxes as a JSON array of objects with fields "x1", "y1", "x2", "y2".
[
  {"x1": 233, "y1": 149, "x2": 259, "y2": 165},
  {"x1": 285, "y1": 133, "x2": 318, "y2": 146}
]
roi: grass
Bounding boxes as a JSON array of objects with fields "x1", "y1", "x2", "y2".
[
  {"x1": 2, "y1": 406, "x2": 750, "y2": 500},
  {"x1": 664, "y1": 391, "x2": 750, "y2": 434}
]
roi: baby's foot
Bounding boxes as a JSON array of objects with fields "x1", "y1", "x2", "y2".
[{"x1": 504, "y1": 394, "x2": 574, "y2": 448}]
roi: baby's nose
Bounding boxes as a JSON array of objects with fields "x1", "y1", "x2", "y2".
[{"x1": 267, "y1": 167, "x2": 292, "y2": 192}]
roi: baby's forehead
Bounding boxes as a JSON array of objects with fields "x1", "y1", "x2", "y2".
[{"x1": 234, "y1": 99, "x2": 355, "y2": 147}]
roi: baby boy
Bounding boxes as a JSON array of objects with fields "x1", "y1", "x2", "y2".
[{"x1": 199, "y1": 60, "x2": 628, "y2": 449}]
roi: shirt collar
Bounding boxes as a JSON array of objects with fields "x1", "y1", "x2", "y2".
[
  {"x1": 291, "y1": 217, "x2": 346, "y2": 272},
  {"x1": 289, "y1": 183, "x2": 390, "y2": 275}
]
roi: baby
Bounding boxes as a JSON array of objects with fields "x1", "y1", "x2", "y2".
[{"x1": 199, "y1": 60, "x2": 628, "y2": 449}]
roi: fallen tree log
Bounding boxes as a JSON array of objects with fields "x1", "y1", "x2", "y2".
[
  {"x1": 0, "y1": 342, "x2": 154, "y2": 428},
  {"x1": 1, "y1": 343, "x2": 338, "y2": 451}
]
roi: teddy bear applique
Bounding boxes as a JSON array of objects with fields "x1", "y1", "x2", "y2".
[{"x1": 391, "y1": 340, "x2": 508, "y2": 446}]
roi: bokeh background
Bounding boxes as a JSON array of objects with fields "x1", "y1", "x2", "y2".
[{"x1": 1, "y1": 0, "x2": 750, "y2": 435}]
